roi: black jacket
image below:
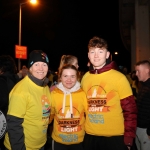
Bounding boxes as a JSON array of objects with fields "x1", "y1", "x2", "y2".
[
  {"x1": 0, "y1": 72, "x2": 19, "y2": 115},
  {"x1": 137, "y1": 78, "x2": 150, "y2": 135},
  {"x1": 0, "y1": 72, "x2": 19, "y2": 149}
]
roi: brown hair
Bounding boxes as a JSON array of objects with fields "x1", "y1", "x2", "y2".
[
  {"x1": 88, "y1": 36, "x2": 108, "y2": 50},
  {"x1": 58, "y1": 64, "x2": 79, "y2": 82},
  {"x1": 59, "y1": 55, "x2": 77, "y2": 69},
  {"x1": 58, "y1": 55, "x2": 78, "y2": 73},
  {"x1": 135, "y1": 60, "x2": 150, "y2": 67}
]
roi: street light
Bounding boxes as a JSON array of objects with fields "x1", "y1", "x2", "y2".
[
  {"x1": 18, "y1": 0, "x2": 37, "y2": 71},
  {"x1": 110, "y1": 51, "x2": 118, "y2": 61}
]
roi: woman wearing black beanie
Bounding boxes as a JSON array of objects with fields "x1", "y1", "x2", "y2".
[{"x1": 4, "y1": 50, "x2": 51, "y2": 150}]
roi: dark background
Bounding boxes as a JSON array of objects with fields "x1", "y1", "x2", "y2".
[{"x1": 0, "y1": 0, "x2": 131, "y2": 72}]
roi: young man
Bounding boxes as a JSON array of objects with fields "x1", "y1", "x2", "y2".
[
  {"x1": 81, "y1": 36, "x2": 137, "y2": 150},
  {"x1": 135, "y1": 60, "x2": 150, "y2": 150}
]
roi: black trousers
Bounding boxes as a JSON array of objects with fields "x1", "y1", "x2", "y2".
[
  {"x1": 52, "y1": 140, "x2": 83, "y2": 150},
  {"x1": 0, "y1": 136, "x2": 5, "y2": 150},
  {"x1": 83, "y1": 133, "x2": 128, "y2": 150}
]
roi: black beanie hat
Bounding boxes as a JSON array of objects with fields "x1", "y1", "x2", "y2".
[{"x1": 28, "y1": 50, "x2": 49, "y2": 68}]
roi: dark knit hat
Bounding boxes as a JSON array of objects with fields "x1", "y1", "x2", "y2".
[{"x1": 28, "y1": 50, "x2": 49, "y2": 68}]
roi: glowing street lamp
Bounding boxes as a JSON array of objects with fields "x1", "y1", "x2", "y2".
[
  {"x1": 18, "y1": 0, "x2": 37, "y2": 71},
  {"x1": 114, "y1": 52, "x2": 118, "y2": 55},
  {"x1": 110, "y1": 51, "x2": 118, "y2": 61}
]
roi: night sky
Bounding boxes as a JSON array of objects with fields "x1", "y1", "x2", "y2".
[{"x1": 0, "y1": 0, "x2": 131, "y2": 72}]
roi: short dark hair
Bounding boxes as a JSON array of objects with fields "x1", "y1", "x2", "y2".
[
  {"x1": 135, "y1": 60, "x2": 150, "y2": 66},
  {"x1": 0, "y1": 55, "x2": 17, "y2": 74},
  {"x1": 88, "y1": 36, "x2": 108, "y2": 50}
]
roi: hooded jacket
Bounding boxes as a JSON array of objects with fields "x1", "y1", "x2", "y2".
[
  {"x1": 50, "y1": 81, "x2": 87, "y2": 145},
  {"x1": 81, "y1": 61, "x2": 137, "y2": 147}
]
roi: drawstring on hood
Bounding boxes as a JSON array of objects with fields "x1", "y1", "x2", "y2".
[{"x1": 56, "y1": 81, "x2": 80, "y2": 118}]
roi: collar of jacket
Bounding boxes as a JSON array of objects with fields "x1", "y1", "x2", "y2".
[
  {"x1": 56, "y1": 81, "x2": 81, "y2": 93},
  {"x1": 90, "y1": 61, "x2": 118, "y2": 74},
  {"x1": 141, "y1": 78, "x2": 150, "y2": 86},
  {"x1": 27, "y1": 72, "x2": 49, "y2": 87}
]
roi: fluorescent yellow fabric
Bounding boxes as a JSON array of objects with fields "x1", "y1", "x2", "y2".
[
  {"x1": 4, "y1": 76, "x2": 51, "y2": 150},
  {"x1": 126, "y1": 74, "x2": 132, "y2": 85},
  {"x1": 50, "y1": 88, "x2": 87, "y2": 145},
  {"x1": 81, "y1": 69, "x2": 132, "y2": 136}
]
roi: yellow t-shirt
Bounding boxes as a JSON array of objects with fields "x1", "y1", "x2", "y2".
[
  {"x1": 50, "y1": 88, "x2": 87, "y2": 145},
  {"x1": 4, "y1": 76, "x2": 51, "y2": 150},
  {"x1": 81, "y1": 69, "x2": 132, "y2": 136}
]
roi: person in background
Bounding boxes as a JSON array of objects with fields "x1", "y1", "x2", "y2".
[
  {"x1": 18, "y1": 65, "x2": 29, "y2": 79},
  {"x1": 87, "y1": 61, "x2": 93, "y2": 71},
  {"x1": 81, "y1": 36, "x2": 137, "y2": 150},
  {"x1": 50, "y1": 55, "x2": 79, "y2": 92},
  {"x1": 135, "y1": 60, "x2": 150, "y2": 150},
  {"x1": 4, "y1": 50, "x2": 51, "y2": 150},
  {"x1": 46, "y1": 69, "x2": 54, "y2": 87},
  {"x1": 49, "y1": 64, "x2": 87, "y2": 150},
  {"x1": 130, "y1": 70, "x2": 139, "y2": 100},
  {"x1": 52, "y1": 71, "x2": 58, "y2": 86},
  {"x1": 0, "y1": 55, "x2": 19, "y2": 149},
  {"x1": 122, "y1": 67, "x2": 133, "y2": 86}
]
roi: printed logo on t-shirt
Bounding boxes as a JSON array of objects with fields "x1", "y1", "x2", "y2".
[
  {"x1": 55, "y1": 105, "x2": 83, "y2": 134},
  {"x1": 87, "y1": 85, "x2": 115, "y2": 113},
  {"x1": 41, "y1": 95, "x2": 51, "y2": 133},
  {"x1": 56, "y1": 104, "x2": 83, "y2": 143},
  {"x1": 86, "y1": 84, "x2": 116, "y2": 124},
  {"x1": 59, "y1": 133, "x2": 78, "y2": 142}
]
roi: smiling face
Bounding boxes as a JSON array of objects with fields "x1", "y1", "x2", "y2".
[
  {"x1": 30, "y1": 61, "x2": 48, "y2": 79},
  {"x1": 60, "y1": 68, "x2": 77, "y2": 90},
  {"x1": 88, "y1": 47, "x2": 110, "y2": 69}
]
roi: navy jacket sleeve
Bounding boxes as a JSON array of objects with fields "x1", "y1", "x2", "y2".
[
  {"x1": 7, "y1": 115, "x2": 26, "y2": 150},
  {"x1": 121, "y1": 95, "x2": 137, "y2": 147}
]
